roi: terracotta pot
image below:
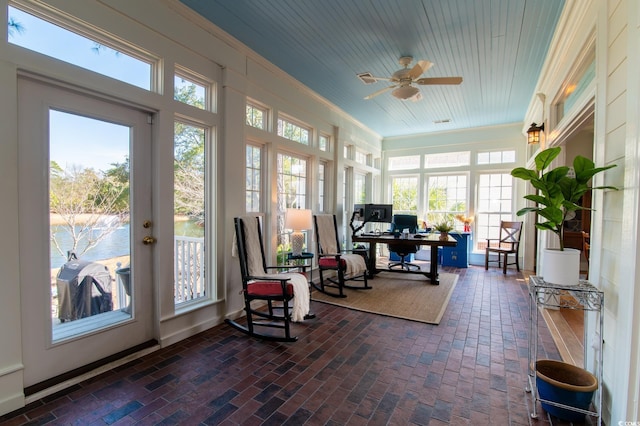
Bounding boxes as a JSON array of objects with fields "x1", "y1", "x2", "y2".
[
  {"x1": 439, "y1": 232, "x2": 448, "y2": 241},
  {"x1": 535, "y1": 359, "x2": 598, "y2": 422}
]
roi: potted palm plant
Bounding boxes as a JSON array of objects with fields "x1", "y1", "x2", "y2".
[
  {"x1": 511, "y1": 146, "x2": 617, "y2": 285},
  {"x1": 434, "y1": 219, "x2": 454, "y2": 241}
]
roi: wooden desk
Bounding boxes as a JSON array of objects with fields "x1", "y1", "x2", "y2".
[{"x1": 352, "y1": 233, "x2": 457, "y2": 285}]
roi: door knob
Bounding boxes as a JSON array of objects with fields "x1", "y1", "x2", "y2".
[{"x1": 142, "y1": 236, "x2": 156, "y2": 245}]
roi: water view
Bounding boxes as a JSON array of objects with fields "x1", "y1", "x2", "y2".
[{"x1": 50, "y1": 219, "x2": 204, "y2": 268}]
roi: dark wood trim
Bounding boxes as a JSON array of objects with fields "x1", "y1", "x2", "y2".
[{"x1": 24, "y1": 339, "x2": 158, "y2": 396}]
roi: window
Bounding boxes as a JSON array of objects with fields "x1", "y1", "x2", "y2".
[
  {"x1": 174, "y1": 67, "x2": 208, "y2": 110},
  {"x1": 355, "y1": 150, "x2": 367, "y2": 165},
  {"x1": 554, "y1": 48, "x2": 595, "y2": 123},
  {"x1": 342, "y1": 168, "x2": 349, "y2": 247},
  {"x1": 8, "y1": 6, "x2": 154, "y2": 90},
  {"x1": 246, "y1": 102, "x2": 267, "y2": 129},
  {"x1": 276, "y1": 153, "x2": 308, "y2": 264},
  {"x1": 277, "y1": 117, "x2": 310, "y2": 145},
  {"x1": 426, "y1": 175, "x2": 467, "y2": 226},
  {"x1": 354, "y1": 173, "x2": 366, "y2": 203},
  {"x1": 476, "y1": 173, "x2": 513, "y2": 250},
  {"x1": 174, "y1": 121, "x2": 208, "y2": 305},
  {"x1": 318, "y1": 162, "x2": 326, "y2": 212},
  {"x1": 245, "y1": 145, "x2": 262, "y2": 212},
  {"x1": 389, "y1": 155, "x2": 420, "y2": 171},
  {"x1": 477, "y1": 150, "x2": 516, "y2": 165},
  {"x1": 424, "y1": 151, "x2": 470, "y2": 168},
  {"x1": 319, "y1": 134, "x2": 329, "y2": 152},
  {"x1": 391, "y1": 176, "x2": 418, "y2": 215}
]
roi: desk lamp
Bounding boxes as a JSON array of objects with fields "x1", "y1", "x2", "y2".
[{"x1": 285, "y1": 208, "x2": 312, "y2": 256}]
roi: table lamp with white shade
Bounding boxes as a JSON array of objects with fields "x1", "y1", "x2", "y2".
[{"x1": 285, "y1": 208, "x2": 313, "y2": 256}]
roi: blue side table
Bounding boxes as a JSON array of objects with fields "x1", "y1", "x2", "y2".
[{"x1": 441, "y1": 232, "x2": 471, "y2": 267}]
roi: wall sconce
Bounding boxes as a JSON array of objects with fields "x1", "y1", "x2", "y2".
[
  {"x1": 285, "y1": 208, "x2": 313, "y2": 256},
  {"x1": 527, "y1": 122, "x2": 545, "y2": 144}
]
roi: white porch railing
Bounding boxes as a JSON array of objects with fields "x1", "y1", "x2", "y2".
[{"x1": 174, "y1": 236, "x2": 206, "y2": 304}]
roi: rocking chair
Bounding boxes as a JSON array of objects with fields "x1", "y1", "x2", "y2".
[
  {"x1": 225, "y1": 216, "x2": 311, "y2": 342},
  {"x1": 313, "y1": 214, "x2": 370, "y2": 298}
]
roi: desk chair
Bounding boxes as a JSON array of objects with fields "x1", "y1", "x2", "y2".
[
  {"x1": 485, "y1": 221, "x2": 523, "y2": 274},
  {"x1": 388, "y1": 214, "x2": 421, "y2": 271},
  {"x1": 225, "y1": 216, "x2": 311, "y2": 342}
]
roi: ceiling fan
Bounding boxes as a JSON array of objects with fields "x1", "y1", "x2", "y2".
[{"x1": 357, "y1": 56, "x2": 462, "y2": 101}]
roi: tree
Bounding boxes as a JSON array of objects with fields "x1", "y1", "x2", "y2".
[
  {"x1": 173, "y1": 120, "x2": 205, "y2": 222},
  {"x1": 50, "y1": 164, "x2": 128, "y2": 259},
  {"x1": 392, "y1": 178, "x2": 417, "y2": 213},
  {"x1": 7, "y1": 16, "x2": 25, "y2": 38},
  {"x1": 173, "y1": 84, "x2": 206, "y2": 222}
]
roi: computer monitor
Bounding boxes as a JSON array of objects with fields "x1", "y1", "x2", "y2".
[
  {"x1": 367, "y1": 204, "x2": 393, "y2": 222},
  {"x1": 353, "y1": 204, "x2": 393, "y2": 223}
]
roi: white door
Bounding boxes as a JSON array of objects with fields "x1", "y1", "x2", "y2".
[{"x1": 18, "y1": 77, "x2": 155, "y2": 387}]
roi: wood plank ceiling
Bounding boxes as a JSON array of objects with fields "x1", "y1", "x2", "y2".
[{"x1": 179, "y1": 0, "x2": 565, "y2": 138}]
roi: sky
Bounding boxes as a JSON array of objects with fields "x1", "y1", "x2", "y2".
[
  {"x1": 49, "y1": 110, "x2": 129, "y2": 173},
  {"x1": 9, "y1": 6, "x2": 147, "y2": 172}
]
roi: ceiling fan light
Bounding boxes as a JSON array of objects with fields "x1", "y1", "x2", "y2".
[{"x1": 392, "y1": 85, "x2": 419, "y2": 100}]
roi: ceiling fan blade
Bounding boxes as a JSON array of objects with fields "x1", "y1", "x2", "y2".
[
  {"x1": 364, "y1": 85, "x2": 396, "y2": 100},
  {"x1": 408, "y1": 60, "x2": 433, "y2": 80},
  {"x1": 416, "y1": 76, "x2": 463, "y2": 85}
]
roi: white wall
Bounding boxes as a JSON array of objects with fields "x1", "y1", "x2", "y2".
[{"x1": 523, "y1": 0, "x2": 640, "y2": 422}]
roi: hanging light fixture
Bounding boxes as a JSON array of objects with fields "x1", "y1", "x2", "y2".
[{"x1": 527, "y1": 122, "x2": 545, "y2": 144}]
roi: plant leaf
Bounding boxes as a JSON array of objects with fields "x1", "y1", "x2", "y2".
[
  {"x1": 523, "y1": 194, "x2": 549, "y2": 205},
  {"x1": 511, "y1": 167, "x2": 537, "y2": 181},
  {"x1": 534, "y1": 146, "x2": 561, "y2": 171},
  {"x1": 576, "y1": 164, "x2": 617, "y2": 184},
  {"x1": 516, "y1": 207, "x2": 541, "y2": 216}
]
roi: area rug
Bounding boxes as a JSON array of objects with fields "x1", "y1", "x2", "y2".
[{"x1": 311, "y1": 271, "x2": 458, "y2": 325}]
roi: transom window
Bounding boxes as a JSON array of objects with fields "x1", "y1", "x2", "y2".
[
  {"x1": 277, "y1": 117, "x2": 310, "y2": 145},
  {"x1": 477, "y1": 150, "x2": 516, "y2": 165},
  {"x1": 246, "y1": 101, "x2": 267, "y2": 129},
  {"x1": 8, "y1": 5, "x2": 154, "y2": 90},
  {"x1": 174, "y1": 67, "x2": 208, "y2": 110},
  {"x1": 424, "y1": 151, "x2": 470, "y2": 168},
  {"x1": 389, "y1": 155, "x2": 420, "y2": 170},
  {"x1": 319, "y1": 134, "x2": 329, "y2": 152},
  {"x1": 355, "y1": 150, "x2": 367, "y2": 165}
]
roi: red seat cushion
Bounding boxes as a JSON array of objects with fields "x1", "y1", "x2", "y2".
[
  {"x1": 318, "y1": 257, "x2": 346, "y2": 269},
  {"x1": 247, "y1": 281, "x2": 294, "y2": 297}
]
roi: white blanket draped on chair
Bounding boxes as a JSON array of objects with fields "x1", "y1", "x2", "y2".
[
  {"x1": 315, "y1": 214, "x2": 367, "y2": 277},
  {"x1": 235, "y1": 216, "x2": 310, "y2": 322}
]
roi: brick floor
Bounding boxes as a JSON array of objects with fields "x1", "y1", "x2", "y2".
[{"x1": 1, "y1": 266, "x2": 588, "y2": 425}]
